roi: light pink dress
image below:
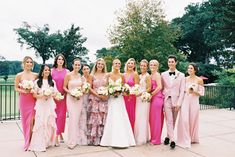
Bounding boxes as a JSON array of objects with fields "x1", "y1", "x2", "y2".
[
  {"x1": 123, "y1": 74, "x2": 136, "y2": 132},
  {"x1": 19, "y1": 80, "x2": 36, "y2": 151},
  {"x1": 149, "y1": 80, "x2": 164, "y2": 145},
  {"x1": 28, "y1": 79, "x2": 57, "y2": 152},
  {"x1": 87, "y1": 75, "x2": 108, "y2": 145},
  {"x1": 134, "y1": 73, "x2": 150, "y2": 145},
  {"x1": 51, "y1": 68, "x2": 67, "y2": 135},
  {"x1": 67, "y1": 77, "x2": 84, "y2": 148},
  {"x1": 177, "y1": 82, "x2": 205, "y2": 148}
]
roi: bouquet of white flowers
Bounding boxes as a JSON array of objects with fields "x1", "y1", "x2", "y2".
[
  {"x1": 19, "y1": 80, "x2": 34, "y2": 90},
  {"x1": 108, "y1": 79, "x2": 122, "y2": 98},
  {"x1": 54, "y1": 92, "x2": 64, "y2": 101},
  {"x1": 43, "y1": 87, "x2": 54, "y2": 96},
  {"x1": 130, "y1": 84, "x2": 140, "y2": 95},
  {"x1": 82, "y1": 82, "x2": 90, "y2": 93},
  {"x1": 70, "y1": 87, "x2": 83, "y2": 100},
  {"x1": 141, "y1": 92, "x2": 151, "y2": 102},
  {"x1": 97, "y1": 86, "x2": 108, "y2": 96},
  {"x1": 122, "y1": 83, "x2": 131, "y2": 95}
]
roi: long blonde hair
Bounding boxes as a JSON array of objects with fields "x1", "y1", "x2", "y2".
[
  {"x1": 90, "y1": 58, "x2": 107, "y2": 75},
  {"x1": 124, "y1": 58, "x2": 137, "y2": 72},
  {"x1": 22, "y1": 56, "x2": 34, "y2": 70}
]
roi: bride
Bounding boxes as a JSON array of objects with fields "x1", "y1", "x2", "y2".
[{"x1": 100, "y1": 59, "x2": 136, "y2": 148}]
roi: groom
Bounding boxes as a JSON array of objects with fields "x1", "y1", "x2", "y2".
[{"x1": 161, "y1": 55, "x2": 185, "y2": 149}]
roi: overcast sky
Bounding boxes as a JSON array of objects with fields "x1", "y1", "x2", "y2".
[{"x1": 0, "y1": 0, "x2": 202, "y2": 63}]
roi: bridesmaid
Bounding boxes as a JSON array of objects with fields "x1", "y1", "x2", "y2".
[
  {"x1": 77, "y1": 64, "x2": 92, "y2": 145},
  {"x1": 51, "y1": 54, "x2": 68, "y2": 146},
  {"x1": 29, "y1": 65, "x2": 57, "y2": 152},
  {"x1": 123, "y1": 58, "x2": 139, "y2": 132},
  {"x1": 87, "y1": 58, "x2": 108, "y2": 146},
  {"x1": 63, "y1": 58, "x2": 84, "y2": 149},
  {"x1": 14, "y1": 56, "x2": 37, "y2": 151},
  {"x1": 149, "y1": 59, "x2": 164, "y2": 145},
  {"x1": 177, "y1": 63, "x2": 204, "y2": 148},
  {"x1": 134, "y1": 59, "x2": 151, "y2": 145}
]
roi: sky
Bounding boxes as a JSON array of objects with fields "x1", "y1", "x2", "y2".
[{"x1": 0, "y1": 0, "x2": 202, "y2": 63}]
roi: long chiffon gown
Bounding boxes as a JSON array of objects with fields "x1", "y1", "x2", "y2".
[
  {"x1": 67, "y1": 77, "x2": 84, "y2": 148},
  {"x1": 134, "y1": 73, "x2": 150, "y2": 145},
  {"x1": 51, "y1": 68, "x2": 67, "y2": 136},
  {"x1": 100, "y1": 78, "x2": 136, "y2": 147},
  {"x1": 149, "y1": 80, "x2": 164, "y2": 145},
  {"x1": 123, "y1": 74, "x2": 136, "y2": 132},
  {"x1": 28, "y1": 80, "x2": 57, "y2": 152},
  {"x1": 19, "y1": 80, "x2": 36, "y2": 151},
  {"x1": 177, "y1": 82, "x2": 205, "y2": 148}
]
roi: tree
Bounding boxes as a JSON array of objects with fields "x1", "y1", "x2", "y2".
[
  {"x1": 172, "y1": 0, "x2": 235, "y2": 67},
  {"x1": 108, "y1": 0, "x2": 183, "y2": 71},
  {"x1": 52, "y1": 24, "x2": 88, "y2": 70},
  {"x1": 0, "y1": 61, "x2": 9, "y2": 76},
  {"x1": 14, "y1": 22, "x2": 56, "y2": 64},
  {"x1": 0, "y1": 54, "x2": 5, "y2": 61}
]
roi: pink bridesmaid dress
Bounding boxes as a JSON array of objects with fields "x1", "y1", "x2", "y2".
[
  {"x1": 134, "y1": 73, "x2": 150, "y2": 145},
  {"x1": 123, "y1": 74, "x2": 137, "y2": 132},
  {"x1": 51, "y1": 68, "x2": 67, "y2": 136},
  {"x1": 19, "y1": 81, "x2": 36, "y2": 151},
  {"x1": 149, "y1": 80, "x2": 164, "y2": 145},
  {"x1": 67, "y1": 77, "x2": 84, "y2": 148},
  {"x1": 177, "y1": 82, "x2": 205, "y2": 148}
]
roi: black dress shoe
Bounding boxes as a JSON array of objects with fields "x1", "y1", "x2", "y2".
[
  {"x1": 170, "y1": 141, "x2": 176, "y2": 149},
  {"x1": 164, "y1": 137, "x2": 170, "y2": 145}
]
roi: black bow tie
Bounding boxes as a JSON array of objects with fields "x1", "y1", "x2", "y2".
[{"x1": 169, "y1": 72, "x2": 175, "y2": 76}]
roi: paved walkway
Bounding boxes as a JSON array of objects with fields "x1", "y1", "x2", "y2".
[{"x1": 1, "y1": 109, "x2": 235, "y2": 157}]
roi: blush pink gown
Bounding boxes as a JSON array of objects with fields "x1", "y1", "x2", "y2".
[
  {"x1": 177, "y1": 82, "x2": 205, "y2": 148},
  {"x1": 66, "y1": 77, "x2": 84, "y2": 148},
  {"x1": 19, "y1": 80, "x2": 36, "y2": 151},
  {"x1": 149, "y1": 80, "x2": 164, "y2": 145},
  {"x1": 51, "y1": 68, "x2": 67, "y2": 136},
  {"x1": 123, "y1": 74, "x2": 136, "y2": 132}
]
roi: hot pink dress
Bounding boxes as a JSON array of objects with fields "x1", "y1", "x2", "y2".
[
  {"x1": 87, "y1": 75, "x2": 108, "y2": 145},
  {"x1": 123, "y1": 74, "x2": 136, "y2": 132},
  {"x1": 51, "y1": 68, "x2": 67, "y2": 136},
  {"x1": 67, "y1": 77, "x2": 84, "y2": 148},
  {"x1": 19, "y1": 80, "x2": 36, "y2": 151},
  {"x1": 149, "y1": 80, "x2": 164, "y2": 145},
  {"x1": 177, "y1": 82, "x2": 205, "y2": 148}
]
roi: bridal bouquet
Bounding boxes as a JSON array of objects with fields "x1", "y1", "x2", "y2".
[
  {"x1": 108, "y1": 80, "x2": 122, "y2": 98},
  {"x1": 141, "y1": 92, "x2": 151, "y2": 102},
  {"x1": 43, "y1": 87, "x2": 54, "y2": 96},
  {"x1": 97, "y1": 86, "x2": 108, "y2": 96},
  {"x1": 70, "y1": 87, "x2": 83, "y2": 100},
  {"x1": 82, "y1": 82, "x2": 90, "y2": 93},
  {"x1": 54, "y1": 92, "x2": 64, "y2": 101},
  {"x1": 130, "y1": 84, "x2": 140, "y2": 95},
  {"x1": 19, "y1": 80, "x2": 34, "y2": 90},
  {"x1": 122, "y1": 83, "x2": 131, "y2": 95}
]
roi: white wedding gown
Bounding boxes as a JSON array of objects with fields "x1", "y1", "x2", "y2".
[{"x1": 100, "y1": 78, "x2": 136, "y2": 147}]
